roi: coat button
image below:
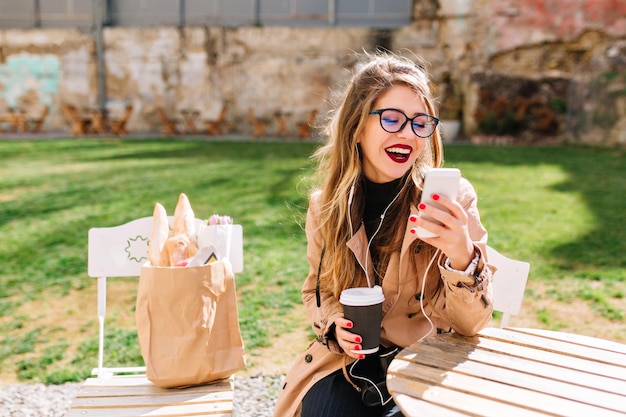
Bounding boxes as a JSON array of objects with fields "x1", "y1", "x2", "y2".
[
  {"x1": 415, "y1": 293, "x2": 423, "y2": 300},
  {"x1": 305, "y1": 354, "x2": 313, "y2": 363}
]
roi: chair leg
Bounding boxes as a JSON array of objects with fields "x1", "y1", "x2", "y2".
[
  {"x1": 205, "y1": 122, "x2": 219, "y2": 135},
  {"x1": 71, "y1": 122, "x2": 85, "y2": 136},
  {"x1": 31, "y1": 120, "x2": 44, "y2": 133},
  {"x1": 162, "y1": 121, "x2": 177, "y2": 135},
  {"x1": 274, "y1": 114, "x2": 289, "y2": 137},
  {"x1": 252, "y1": 123, "x2": 267, "y2": 138}
]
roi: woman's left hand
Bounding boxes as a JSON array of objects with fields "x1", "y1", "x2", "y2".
[{"x1": 409, "y1": 193, "x2": 474, "y2": 270}]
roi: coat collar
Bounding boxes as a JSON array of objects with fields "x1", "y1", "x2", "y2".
[{"x1": 346, "y1": 223, "x2": 373, "y2": 284}]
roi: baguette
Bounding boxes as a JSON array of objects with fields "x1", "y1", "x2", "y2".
[
  {"x1": 173, "y1": 193, "x2": 196, "y2": 244},
  {"x1": 166, "y1": 234, "x2": 198, "y2": 266},
  {"x1": 148, "y1": 202, "x2": 170, "y2": 266}
]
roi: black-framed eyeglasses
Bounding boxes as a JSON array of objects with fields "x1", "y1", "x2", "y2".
[{"x1": 369, "y1": 108, "x2": 439, "y2": 138}]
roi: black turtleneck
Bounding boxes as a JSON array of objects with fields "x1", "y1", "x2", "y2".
[
  {"x1": 363, "y1": 177, "x2": 403, "y2": 239},
  {"x1": 362, "y1": 177, "x2": 403, "y2": 285}
]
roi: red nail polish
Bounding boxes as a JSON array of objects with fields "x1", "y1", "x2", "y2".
[
  {"x1": 432, "y1": 194, "x2": 440, "y2": 201},
  {"x1": 418, "y1": 203, "x2": 426, "y2": 210},
  {"x1": 346, "y1": 321, "x2": 353, "y2": 328},
  {"x1": 355, "y1": 336, "x2": 362, "y2": 343},
  {"x1": 409, "y1": 214, "x2": 418, "y2": 222},
  {"x1": 410, "y1": 228, "x2": 416, "y2": 235},
  {"x1": 359, "y1": 354, "x2": 365, "y2": 359},
  {"x1": 354, "y1": 345, "x2": 361, "y2": 351}
]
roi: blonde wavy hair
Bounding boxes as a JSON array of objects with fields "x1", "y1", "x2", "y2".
[{"x1": 312, "y1": 51, "x2": 444, "y2": 298}]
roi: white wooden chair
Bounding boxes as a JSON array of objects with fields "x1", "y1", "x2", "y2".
[
  {"x1": 487, "y1": 245, "x2": 530, "y2": 328},
  {"x1": 67, "y1": 216, "x2": 243, "y2": 417}
]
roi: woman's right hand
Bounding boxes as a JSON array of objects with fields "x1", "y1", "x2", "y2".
[{"x1": 334, "y1": 317, "x2": 365, "y2": 359}]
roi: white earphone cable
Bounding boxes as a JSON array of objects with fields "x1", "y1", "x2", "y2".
[
  {"x1": 417, "y1": 248, "x2": 439, "y2": 342},
  {"x1": 363, "y1": 190, "x2": 401, "y2": 288},
  {"x1": 345, "y1": 178, "x2": 440, "y2": 405},
  {"x1": 347, "y1": 183, "x2": 355, "y2": 238}
]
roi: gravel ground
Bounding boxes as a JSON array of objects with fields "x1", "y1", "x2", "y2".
[{"x1": 0, "y1": 375, "x2": 284, "y2": 417}]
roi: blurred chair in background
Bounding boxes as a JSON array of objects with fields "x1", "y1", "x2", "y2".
[{"x1": 296, "y1": 109, "x2": 317, "y2": 140}]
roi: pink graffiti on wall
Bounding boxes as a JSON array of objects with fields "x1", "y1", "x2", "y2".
[{"x1": 489, "y1": 0, "x2": 626, "y2": 51}]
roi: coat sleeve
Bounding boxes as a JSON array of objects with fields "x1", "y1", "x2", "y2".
[
  {"x1": 430, "y1": 177, "x2": 495, "y2": 336},
  {"x1": 301, "y1": 191, "x2": 345, "y2": 353}
]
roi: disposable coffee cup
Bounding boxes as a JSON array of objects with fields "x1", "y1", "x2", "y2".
[{"x1": 339, "y1": 285, "x2": 384, "y2": 355}]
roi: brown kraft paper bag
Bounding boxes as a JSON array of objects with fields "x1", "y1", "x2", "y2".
[{"x1": 135, "y1": 258, "x2": 246, "y2": 388}]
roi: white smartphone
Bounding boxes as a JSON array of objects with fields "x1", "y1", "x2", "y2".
[{"x1": 415, "y1": 168, "x2": 461, "y2": 238}]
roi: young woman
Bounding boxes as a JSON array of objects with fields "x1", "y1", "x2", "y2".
[{"x1": 274, "y1": 52, "x2": 494, "y2": 417}]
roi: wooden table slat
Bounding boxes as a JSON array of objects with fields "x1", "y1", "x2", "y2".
[
  {"x1": 387, "y1": 328, "x2": 626, "y2": 417},
  {"x1": 76, "y1": 379, "x2": 232, "y2": 398},
  {"x1": 65, "y1": 402, "x2": 232, "y2": 417},
  {"x1": 71, "y1": 391, "x2": 233, "y2": 407},
  {"x1": 389, "y1": 356, "x2": 626, "y2": 416},
  {"x1": 76, "y1": 375, "x2": 232, "y2": 388},
  {"x1": 388, "y1": 369, "x2": 553, "y2": 417},
  {"x1": 479, "y1": 327, "x2": 626, "y2": 367},
  {"x1": 68, "y1": 376, "x2": 233, "y2": 417},
  {"x1": 403, "y1": 336, "x2": 625, "y2": 394},
  {"x1": 391, "y1": 393, "x2": 475, "y2": 417},
  {"x1": 419, "y1": 332, "x2": 625, "y2": 381},
  {"x1": 508, "y1": 328, "x2": 626, "y2": 355}
]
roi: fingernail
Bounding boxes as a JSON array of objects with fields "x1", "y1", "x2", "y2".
[
  {"x1": 346, "y1": 321, "x2": 353, "y2": 328},
  {"x1": 418, "y1": 203, "x2": 426, "y2": 210},
  {"x1": 410, "y1": 228, "x2": 416, "y2": 235},
  {"x1": 409, "y1": 214, "x2": 418, "y2": 222},
  {"x1": 432, "y1": 194, "x2": 440, "y2": 201},
  {"x1": 355, "y1": 336, "x2": 362, "y2": 343},
  {"x1": 354, "y1": 345, "x2": 361, "y2": 351},
  {"x1": 359, "y1": 354, "x2": 365, "y2": 359}
]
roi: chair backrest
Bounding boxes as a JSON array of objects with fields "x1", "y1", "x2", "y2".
[
  {"x1": 121, "y1": 104, "x2": 133, "y2": 121},
  {"x1": 486, "y1": 245, "x2": 530, "y2": 328},
  {"x1": 88, "y1": 216, "x2": 243, "y2": 278},
  {"x1": 156, "y1": 106, "x2": 172, "y2": 123},
  {"x1": 307, "y1": 109, "x2": 318, "y2": 124},
  {"x1": 0, "y1": 99, "x2": 9, "y2": 113},
  {"x1": 216, "y1": 105, "x2": 227, "y2": 123},
  {"x1": 247, "y1": 107, "x2": 258, "y2": 123},
  {"x1": 27, "y1": 103, "x2": 49, "y2": 120},
  {"x1": 61, "y1": 103, "x2": 80, "y2": 121}
]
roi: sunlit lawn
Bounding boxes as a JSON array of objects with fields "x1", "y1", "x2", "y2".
[{"x1": 0, "y1": 138, "x2": 623, "y2": 383}]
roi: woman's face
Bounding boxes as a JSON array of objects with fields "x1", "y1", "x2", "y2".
[{"x1": 357, "y1": 85, "x2": 429, "y2": 183}]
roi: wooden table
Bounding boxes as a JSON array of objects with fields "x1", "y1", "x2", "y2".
[
  {"x1": 86, "y1": 108, "x2": 107, "y2": 134},
  {"x1": 0, "y1": 110, "x2": 26, "y2": 132},
  {"x1": 67, "y1": 375, "x2": 233, "y2": 416},
  {"x1": 180, "y1": 109, "x2": 200, "y2": 134},
  {"x1": 273, "y1": 111, "x2": 291, "y2": 137},
  {"x1": 387, "y1": 327, "x2": 626, "y2": 417}
]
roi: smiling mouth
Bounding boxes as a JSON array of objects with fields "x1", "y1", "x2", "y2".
[{"x1": 385, "y1": 146, "x2": 411, "y2": 163}]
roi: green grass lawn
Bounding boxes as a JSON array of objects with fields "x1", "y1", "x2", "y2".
[{"x1": 0, "y1": 138, "x2": 624, "y2": 384}]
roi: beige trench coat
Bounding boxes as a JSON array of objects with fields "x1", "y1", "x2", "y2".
[{"x1": 273, "y1": 178, "x2": 494, "y2": 417}]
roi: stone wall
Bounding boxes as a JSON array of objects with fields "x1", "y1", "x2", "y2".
[{"x1": 0, "y1": 0, "x2": 624, "y2": 145}]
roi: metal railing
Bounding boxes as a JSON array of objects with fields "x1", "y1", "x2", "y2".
[{"x1": 0, "y1": 0, "x2": 412, "y2": 29}]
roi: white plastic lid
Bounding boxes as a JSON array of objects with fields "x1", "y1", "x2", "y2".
[{"x1": 339, "y1": 285, "x2": 384, "y2": 306}]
